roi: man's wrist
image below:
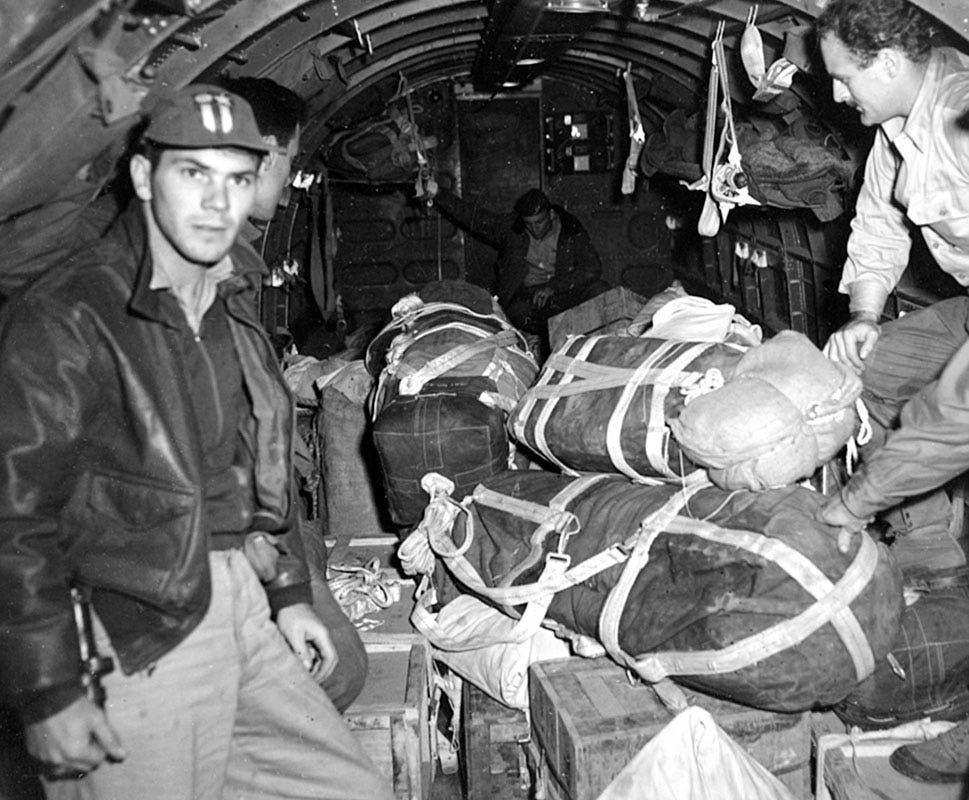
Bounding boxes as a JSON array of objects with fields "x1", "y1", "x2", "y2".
[
  {"x1": 838, "y1": 487, "x2": 877, "y2": 526},
  {"x1": 849, "y1": 310, "x2": 880, "y2": 324}
]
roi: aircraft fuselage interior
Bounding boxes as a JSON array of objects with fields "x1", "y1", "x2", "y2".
[{"x1": 2, "y1": 2, "x2": 969, "y2": 799}]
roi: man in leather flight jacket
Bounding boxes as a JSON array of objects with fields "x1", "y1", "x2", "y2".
[{"x1": 0, "y1": 85, "x2": 392, "y2": 800}]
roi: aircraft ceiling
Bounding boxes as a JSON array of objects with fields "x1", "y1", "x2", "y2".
[{"x1": 0, "y1": 0, "x2": 965, "y2": 223}]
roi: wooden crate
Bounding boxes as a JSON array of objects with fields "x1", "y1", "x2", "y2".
[
  {"x1": 343, "y1": 641, "x2": 434, "y2": 800},
  {"x1": 461, "y1": 680, "x2": 531, "y2": 800},
  {"x1": 547, "y1": 286, "x2": 646, "y2": 351},
  {"x1": 529, "y1": 657, "x2": 812, "y2": 800},
  {"x1": 817, "y1": 727, "x2": 965, "y2": 800}
]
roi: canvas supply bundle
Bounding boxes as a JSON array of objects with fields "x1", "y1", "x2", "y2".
[
  {"x1": 365, "y1": 293, "x2": 538, "y2": 417},
  {"x1": 507, "y1": 335, "x2": 748, "y2": 482},
  {"x1": 371, "y1": 377, "x2": 511, "y2": 528},
  {"x1": 401, "y1": 470, "x2": 903, "y2": 712},
  {"x1": 367, "y1": 290, "x2": 539, "y2": 528},
  {"x1": 670, "y1": 330, "x2": 864, "y2": 490}
]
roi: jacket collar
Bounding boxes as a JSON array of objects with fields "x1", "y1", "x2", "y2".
[{"x1": 116, "y1": 203, "x2": 267, "y2": 324}]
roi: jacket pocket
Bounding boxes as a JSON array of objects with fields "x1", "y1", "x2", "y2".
[{"x1": 61, "y1": 470, "x2": 203, "y2": 611}]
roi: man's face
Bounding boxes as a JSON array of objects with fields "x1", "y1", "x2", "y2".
[
  {"x1": 820, "y1": 33, "x2": 900, "y2": 127},
  {"x1": 252, "y1": 126, "x2": 300, "y2": 221},
  {"x1": 132, "y1": 146, "x2": 259, "y2": 266},
  {"x1": 522, "y1": 208, "x2": 553, "y2": 240}
]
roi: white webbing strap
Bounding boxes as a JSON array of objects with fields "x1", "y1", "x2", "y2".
[
  {"x1": 445, "y1": 544, "x2": 631, "y2": 610},
  {"x1": 374, "y1": 320, "x2": 533, "y2": 417},
  {"x1": 383, "y1": 315, "x2": 527, "y2": 379},
  {"x1": 387, "y1": 300, "x2": 518, "y2": 333},
  {"x1": 633, "y1": 341, "x2": 714, "y2": 480},
  {"x1": 424, "y1": 476, "x2": 633, "y2": 615},
  {"x1": 512, "y1": 336, "x2": 601, "y2": 475},
  {"x1": 485, "y1": 474, "x2": 613, "y2": 592},
  {"x1": 410, "y1": 575, "x2": 552, "y2": 651},
  {"x1": 523, "y1": 351, "x2": 707, "y2": 398},
  {"x1": 600, "y1": 514, "x2": 879, "y2": 684},
  {"x1": 398, "y1": 473, "x2": 463, "y2": 576},
  {"x1": 531, "y1": 337, "x2": 601, "y2": 475},
  {"x1": 596, "y1": 483, "x2": 708, "y2": 660},
  {"x1": 398, "y1": 329, "x2": 521, "y2": 395},
  {"x1": 606, "y1": 339, "x2": 682, "y2": 480},
  {"x1": 516, "y1": 338, "x2": 717, "y2": 481},
  {"x1": 470, "y1": 473, "x2": 608, "y2": 525},
  {"x1": 397, "y1": 321, "x2": 514, "y2": 362},
  {"x1": 477, "y1": 391, "x2": 518, "y2": 413},
  {"x1": 621, "y1": 64, "x2": 646, "y2": 196}
]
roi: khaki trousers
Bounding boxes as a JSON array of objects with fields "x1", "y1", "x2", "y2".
[{"x1": 44, "y1": 550, "x2": 393, "y2": 800}]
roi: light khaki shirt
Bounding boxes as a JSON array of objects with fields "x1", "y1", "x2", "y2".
[{"x1": 839, "y1": 47, "x2": 969, "y2": 316}]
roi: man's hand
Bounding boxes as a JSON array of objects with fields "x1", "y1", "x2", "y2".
[
  {"x1": 532, "y1": 286, "x2": 555, "y2": 309},
  {"x1": 818, "y1": 494, "x2": 873, "y2": 554},
  {"x1": 25, "y1": 696, "x2": 125, "y2": 780},
  {"x1": 276, "y1": 602, "x2": 338, "y2": 682},
  {"x1": 243, "y1": 532, "x2": 281, "y2": 583},
  {"x1": 823, "y1": 315, "x2": 880, "y2": 373}
]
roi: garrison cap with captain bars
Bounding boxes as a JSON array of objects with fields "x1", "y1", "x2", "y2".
[{"x1": 141, "y1": 84, "x2": 272, "y2": 154}]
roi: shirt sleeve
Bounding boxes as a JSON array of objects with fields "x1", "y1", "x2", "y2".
[
  {"x1": 839, "y1": 128, "x2": 912, "y2": 312},
  {"x1": 433, "y1": 189, "x2": 515, "y2": 248},
  {"x1": 841, "y1": 333, "x2": 969, "y2": 518}
]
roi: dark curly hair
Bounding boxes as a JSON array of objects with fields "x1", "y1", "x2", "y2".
[
  {"x1": 220, "y1": 77, "x2": 307, "y2": 147},
  {"x1": 513, "y1": 188, "x2": 551, "y2": 218},
  {"x1": 815, "y1": 0, "x2": 934, "y2": 67}
]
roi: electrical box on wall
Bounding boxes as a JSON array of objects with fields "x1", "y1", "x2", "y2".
[{"x1": 543, "y1": 111, "x2": 615, "y2": 175}]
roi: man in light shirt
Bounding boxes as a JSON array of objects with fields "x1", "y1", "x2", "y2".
[
  {"x1": 818, "y1": 0, "x2": 969, "y2": 568},
  {"x1": 815, "y1": 0, "x2": 969, "y2": 783}
]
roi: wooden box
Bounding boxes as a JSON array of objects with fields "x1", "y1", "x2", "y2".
[
  {"x1": 461, "y1": 680, "x2": 531, "y2": 800},
  {"x1": 529, "y1": 657, "x2": 811, "y2": 800},
  {"x1": 817, "y1": 727, "x2": 964, "y2": 800},
  {"x1": 547, "y1": 286, "x2": 646, "y2": 351},
  {"x1": 343, "y1": 641, "x2": 434, "y2": 800}
]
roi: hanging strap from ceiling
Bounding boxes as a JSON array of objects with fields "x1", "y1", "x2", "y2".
[
  {"x1": 686, "y1": 21, "x2": 760, "y2": 237},
  {"x1": 621, "y1": 63, "x2": 646, "y2": 195}
]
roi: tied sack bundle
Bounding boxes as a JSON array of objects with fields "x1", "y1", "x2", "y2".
[
  {"x1": 669, "y1": 330, "x2": 862, "y2": 490},
  {"x1": 507, "y1": 335, "x2": 748, "y2": 482},
  {"x1": 403, "y1": 470, "x2": 902, "y2": 712},
  {"x1": 367, "y1": 293, "x2": 538, "y2": 527}
]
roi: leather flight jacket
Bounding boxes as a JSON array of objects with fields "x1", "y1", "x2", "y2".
[{"x1": 0, "y1": 206, "x2": 309, "y2": 723}]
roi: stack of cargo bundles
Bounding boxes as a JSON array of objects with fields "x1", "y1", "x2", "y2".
[
  {"x1": 408, "y1": 469, "x2": 903, "y2": 712},
  {"x1": 367, "y1": 296, "x2": 538, "y2": 528}
]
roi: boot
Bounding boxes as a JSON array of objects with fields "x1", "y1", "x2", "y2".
[
  {"x1": 882, "y1": 490, "x2": 967, "y2": 575},
  {"x1": 890, "y1": 717, "x2": 969, "y2": 783}
]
